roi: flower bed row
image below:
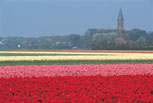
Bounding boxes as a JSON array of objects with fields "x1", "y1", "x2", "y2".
[
  {"x1": 0, "y1": 75, "x2": 152, "y2": 103},
  {"x1": 0, "y1": 64, "x2": 153, "y2": 78},
  {"x1": 1, "y1": 54, "x2": 153, "y2": 61}
]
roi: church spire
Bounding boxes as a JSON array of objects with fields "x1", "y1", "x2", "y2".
[
  {"x1": 118, "y1": 8, "x2": 124, "y2": 21},
  {"x1": 117, "y1": 8, "x2": 124, "y2": 32}
]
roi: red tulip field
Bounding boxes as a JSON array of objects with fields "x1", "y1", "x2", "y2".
[{"x1": 0, "y1": 75, "x2": 153, "y2": 103}]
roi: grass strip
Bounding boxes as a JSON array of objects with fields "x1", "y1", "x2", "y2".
[
  {"x1": 0, "y1": 53, "x2": 112, "y2": 56},
  {"x1": 0, "y1": 60, "x2": 153, "y2": 66}
]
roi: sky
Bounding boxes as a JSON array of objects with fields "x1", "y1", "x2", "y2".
[{"x1": 0, "y1": 0, "x2": 153, "y2": 37}]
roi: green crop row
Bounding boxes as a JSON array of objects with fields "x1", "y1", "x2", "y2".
[
  {"x1": 0, "y1": 60, "x2": 153, "y2": 66},
  {"x1": 0, "y1": 53, "x2": 112, "y2": 56}
]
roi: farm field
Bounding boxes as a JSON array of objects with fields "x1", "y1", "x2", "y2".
[
  {"x1": 0, "y1": 50, "x2": 153, "y2": 103},
  {"x1": 1, "y1": 51, "x2": 153, "y2": 65}
]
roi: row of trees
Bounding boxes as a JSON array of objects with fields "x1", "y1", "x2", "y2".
[
  {"x1": 0, "y1": 34, "x2": 81, "y2": 50},
  {"x1": 0, "y1": 28, "x2": 153, "y2": 50},
  {"x1": 91, "y1": 29, "x2": 153, "y2": 50}
]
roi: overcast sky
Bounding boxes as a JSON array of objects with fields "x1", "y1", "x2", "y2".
[{"x1": 0, "y1": 0, "x2": 153, "y2": 37}]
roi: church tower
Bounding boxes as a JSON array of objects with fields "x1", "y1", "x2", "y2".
[{"x1": 117, "y1": 8, "x2": 124, "y2": 32}]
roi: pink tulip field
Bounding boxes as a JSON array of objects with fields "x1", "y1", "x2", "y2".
[{"x1": 0, "y1": 64, "x2": 153, "y2": 78}]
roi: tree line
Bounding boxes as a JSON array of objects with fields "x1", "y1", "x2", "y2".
[{"x1": 0, "y1": 29, "x2": 153, "y2": 50}]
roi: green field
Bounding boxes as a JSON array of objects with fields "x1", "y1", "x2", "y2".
[{"x1": 0, "y1": 60, "x2": 153, "y2": 66}]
